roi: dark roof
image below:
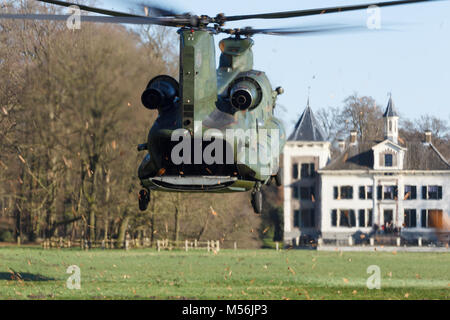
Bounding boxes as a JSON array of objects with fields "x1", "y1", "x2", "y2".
[
  {"x1": 321, "y1": 140, "x2": 450, "y2": 171},
  {"x1": 288, "y1": 102, "x2": 326, "y2": 142},
  {"x1": 383, "y1": 95, "x2": 398, "y2": 117},
  {"x1": 322, "y1": 141, "x2": 377, "y2": 171}
]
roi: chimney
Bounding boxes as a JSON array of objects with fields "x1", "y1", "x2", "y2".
[
  {"x1": 338, "y1": 139, "x2": 346, "y2": 152},
  {"x1": 350, "y1": 130, "x2": 358, "y2": 145},
  {"x1": 425, "y1": 130, "x2": 432, "y2": 144}
]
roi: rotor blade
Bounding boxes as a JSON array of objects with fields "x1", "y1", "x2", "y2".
[
  {"x1": 36, "y1": 0, "x2": 145, "y2": 17},
  {"x1": 235, "y1": 25, "x2": 370, "y2": 36},
  {"x1": 223, "y1": 0, "x2": 440, "y2": 22},
  {"x1": 0, "y1": 13, "x2": 189, "y2": 27}
]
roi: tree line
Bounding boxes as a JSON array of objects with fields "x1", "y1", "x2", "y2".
[
  {"x1": 315, "y1": 94, "x2": 450, "y2": 158},
  {"x1": 0, "y1": 1, "x2": 260, "y2": 247}
]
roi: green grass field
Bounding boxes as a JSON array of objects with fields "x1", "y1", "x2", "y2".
[{"x1": 0, "y1": 247, "x2": 448, "y2": 300}]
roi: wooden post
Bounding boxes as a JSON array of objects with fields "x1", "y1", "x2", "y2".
[
  {"x1": 318, "y1": 237, "x2": 323, "y2": 247},
  {"x1": 348, "y1": 236, "x2": 353, "y2": 246},
  {"x1": 101, "y1": 240, "x2": 106, "y2": 250},
  {"x1": 125, "y1": 239, "x2": 129, "y2": 251},
  {"x1": 418, "y1": 237, "x2": 422, "y2": 247},
  {"x1": 194, "y1": 239, "x2": 198, "y2": 248},
  {"x1": 185, "y1": 240, "x2": 188, "y2": 252},
  {"x1": 295, "y1": 237, "x2": 299, "y2": 247},
  {"x1": 207, "y1": 240, "x2": 210, "y2": 252},
  {"x1": 157, "y1": 240, "x2": 161, "y2": 252},
  {"x1": 396, "y1": 237, "x2": 401, "y2": 247},
  {"x1": 234, "y1": 241, "x2": 237, "y2": 250},
  {"x1": 370, "y1": 237, "x2": 375, "y2": 246},
  {"x1": 276, "y1": 242, "x2": 279, "y2": 251},
  {"x1": 216, "y1": 240, "x2": 220, "y2": 252}
]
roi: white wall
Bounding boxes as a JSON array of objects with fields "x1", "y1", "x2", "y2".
[
  {"x1": 319, "y1": 171, "x2": 450, "y2": 238},
  {"x1": 283, "y1": 141, "x2": 331, "y2": 239}
]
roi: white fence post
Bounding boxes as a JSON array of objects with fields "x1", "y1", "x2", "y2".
[{"x1": 318, "y1": 237, "x2": 323, "y2": 247}]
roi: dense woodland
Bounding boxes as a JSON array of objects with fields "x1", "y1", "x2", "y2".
[{"x1": 1, "y1": 1, "x2": 449, "y2": 247}]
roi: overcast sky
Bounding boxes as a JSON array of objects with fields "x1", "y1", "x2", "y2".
[{"x1": 102, "y1": 0, "x2": 450, "y2": 134}]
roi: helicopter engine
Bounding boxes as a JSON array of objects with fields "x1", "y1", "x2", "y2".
[
  {"x1": 227, "y1": 72, "x2": 272, "y2": 111},
  {"x1": 229, "y1": 77, "x2": 262, "y2": 110},
  {"x1": 141, "y1": 75, "x2": 179, "y2": 111}
]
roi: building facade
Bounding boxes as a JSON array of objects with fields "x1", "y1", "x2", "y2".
[
  {"x1": 283, "y1": 100, "x2": 331, "y2": 243},
  {"x1": 283, "y1": 96, "x2": 450, "y2": 245}
]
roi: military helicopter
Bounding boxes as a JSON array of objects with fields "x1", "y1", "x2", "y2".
[{"x1": 0, "y1": 0, "x2": 437, "y2": 214}]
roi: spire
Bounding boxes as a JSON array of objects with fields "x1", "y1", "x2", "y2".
[
  {"x1": 288, "y1": 98, "x2": 326, "y2": 142},
  {"x1": 383, "y1": 93, "x2": 398, "y2": 118},
  {"x1": 383, "y1": 93, "x2": 399, "y2": 144}
]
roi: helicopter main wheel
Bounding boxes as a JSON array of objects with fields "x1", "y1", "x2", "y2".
[
  {"x1": 138, "y1": 189, "x2": 151, "y2": 211},
  {"x1": 251, "y1": 190, "x2": 263, "y2": 214},
  {"x1": 274, "y1": 167, "x2": 283, "y2": 187}
]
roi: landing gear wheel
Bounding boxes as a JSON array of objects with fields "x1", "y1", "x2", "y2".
[
  {"x1": 138, "y1": 189, "x2": 150, "y2": 211},
  {"x1": 251, "y1": 190, "x2": 263, "y2": 214},
  {"x1": 274, "y1": 167, "x2": 283, "y2": 187}
]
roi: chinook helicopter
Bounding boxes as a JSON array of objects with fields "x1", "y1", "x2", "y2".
[{"x1": 0, "y1": 0, "x2": 437, "y2": 214}]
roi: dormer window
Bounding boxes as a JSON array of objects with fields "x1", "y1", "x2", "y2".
[{"x1": 385, "y1": 154, "x2": 393, "y2": 167}]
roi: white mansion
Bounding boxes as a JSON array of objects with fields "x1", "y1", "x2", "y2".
[{"x1": 283, "y1": 96, "x2": 450, "y2": 245}]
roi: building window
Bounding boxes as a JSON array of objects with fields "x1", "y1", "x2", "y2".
[
  {"x1": 383, "y1": 210, "x2": 393, "y2": 226},
  {"x1": 334, "y1": 186, "x2": 353, "y2": 200},
  {"x1": 359, "y1": 187, "x2": 365, "y2": 199},
  {"x1": 293, "y1": 186, "x2": 299, "y2": 199},
  {"x1": 337, "y1": 209, "x2": 356, "y2": 227},
  {"x1": 404, "y1": 209, "x2": 417, "y2": 228},
  {"x1": 333, "y1": 187, "x2": 339, "y2": 200},
  {"x1": 421, "y1": 209, "x2": 444, "y2": 228},
  {"x1": 385, "y1": 154, "x2": 393, "y2": 167},
  {"x1": 292, "y1": 164, "x2": 299, "y2": 179},
  {"x1": 300, "y1": 209, "x2": 315, "y2": 228},
  {"x1": 367, "y1": 209, "x2": 373, "y2": 227},
  {"x1": 301, "y1": 163, "x2": 315, "y2": 178},
  {"x1": 404, "y1": 185, "x2": 417, "y2": 200},
  {"x1": 358, "y1": 209, "x2": 365, "y2": 227},
  {"x1": 359, "y1": 186, "x2": 373, "y2": 200},
  {"x1": 379, "y1": 185, "x2": 398, "y2": 200},
  {"x1": 300, "y1": 187, "x2": 315, "y2": 201},
  {"x1": 358, "y1": 209, "x2": 373, "y2": 228},
  {"x1": 294, "y1": 210, "x2": 300, "y2": 227},
  {"x1": 367, "y1": 186, "x2": 373, "y2": 200},
  {"x1": 422, "y1": 186, "x2": 443, "y2": 200},
  {"x1": 331, "y1": 210, "x2": 337, "y2": 227}
]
